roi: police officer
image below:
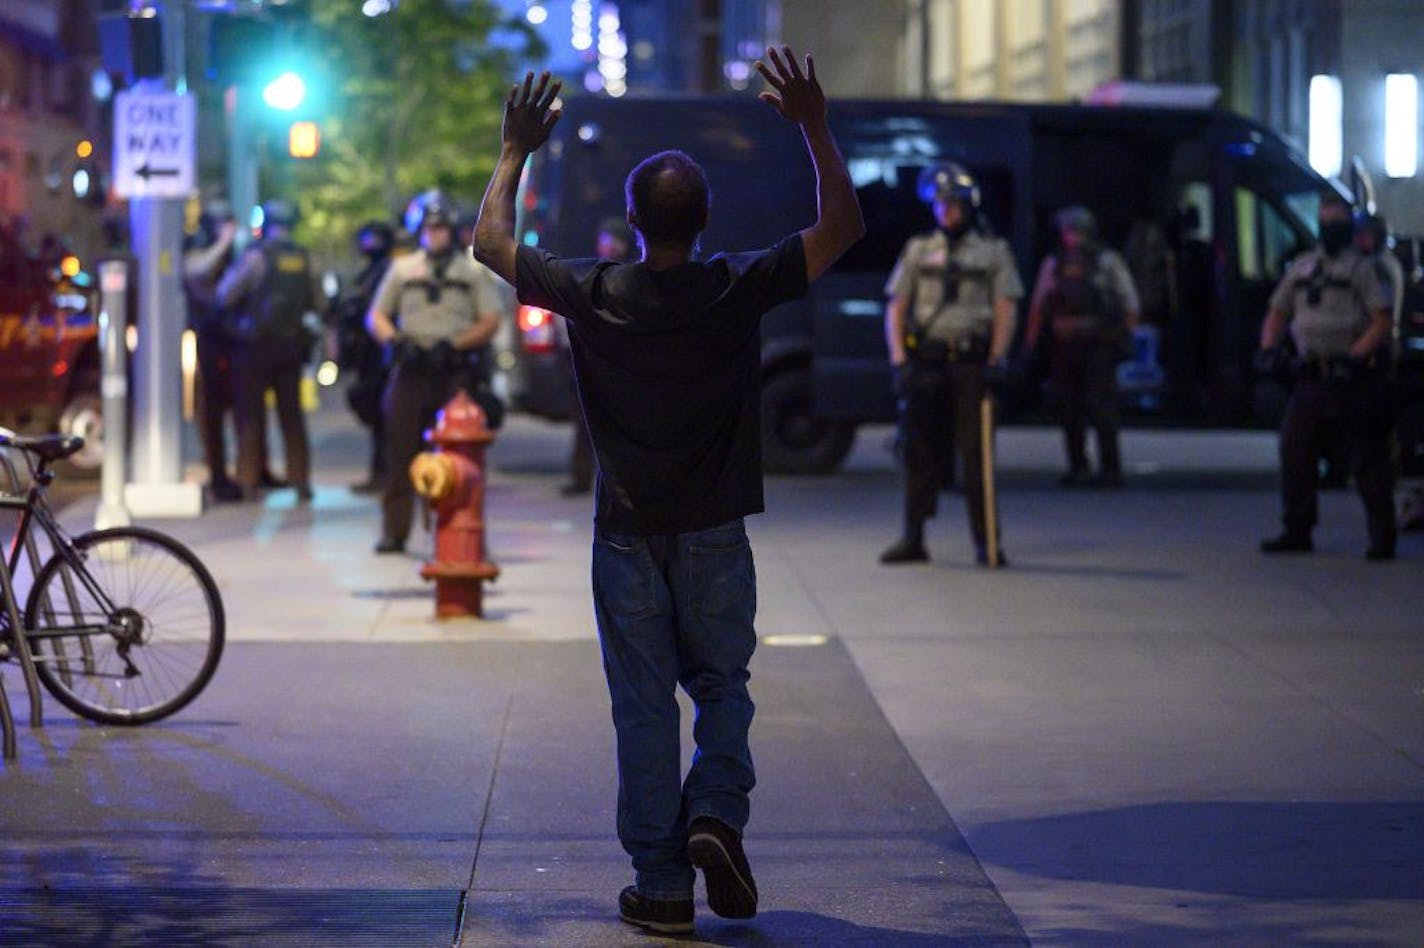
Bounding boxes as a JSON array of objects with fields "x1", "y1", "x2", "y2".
[
  {"x1": 1259, "y1": 193, "x2": 1396, "y2": 560},
  {"x1": 183, "y1": 198, "x2": 241, "y2": 501},
  {"x1": 366, "y1": 192, "x2": 504, "y2": 554},
  {"x1": 1024, "y1": 206, "x2": 1140, "y2": 487},
  {"x1": 337, "y1": 220, "x2": 396, "y2": 494},
  {"x1": 216, "y1": 199, "x2": 318, "y2": 503},
  {"x1": 880, "y1": 162, "x2": 1023, "y2": 566}
]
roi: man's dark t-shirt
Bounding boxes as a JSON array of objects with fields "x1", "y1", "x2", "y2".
[{"x1": 516, "y1": 236, "x2": 808, "y2": 535}]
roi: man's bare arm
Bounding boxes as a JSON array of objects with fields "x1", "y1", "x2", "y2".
[
  {"x1": 1259, "y1": 307, "x2": 1288, "y2": 350},
  {"x1": 755, "y1": 46, "x2": 864, "y2": 283},
  {"x1": 989, "y1": 297, "x2": 1016, "y2": 364},
  {"x1": 453, "y1": 309, "x2": 500, "y2": 350},
  {"x1": 366, "y1": 306, "x2": 399, "y2": 345},
  {"x1": 1350, "y1": 307, "x2": 1392, "y2": 359},
  {"x1": 472, "y1": 71, "x2": 562, "y2": 286},
  {"x1": 885, "y1": 296, "x2": 909, "y2": 366}
]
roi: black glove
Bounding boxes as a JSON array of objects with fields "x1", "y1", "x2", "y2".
[
  {"x1": 1253, "y1": 346, "x2": 1292, "y2": 381},
  {"x1": 388, "y1": 331, "x2": 413, "y2": 365},
  {"x1": 431, "y1": 339, "x2": 459, "y2": 372},
  {"x1": 982, "y1": 358, "x2": 1010, "y2": 395},
  {"x1": 892, "y1": 362, "x2": 912, "y2": 399}
]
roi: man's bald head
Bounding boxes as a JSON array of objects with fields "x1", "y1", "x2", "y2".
[{"x1": 625, "y1": 150, "x2": 710, "y2": 249}]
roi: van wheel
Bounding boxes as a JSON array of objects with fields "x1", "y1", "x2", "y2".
[
  {"x1": 761, "y1": 368, "x2": 854, "y2": 474},
  {"x1": 56, "y1": 392, "x2": 104, "y2": 479}
]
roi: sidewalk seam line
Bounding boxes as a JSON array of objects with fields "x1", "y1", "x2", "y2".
[{"x1": 454, "y1": 689, "x2": 516, "y2": 945}]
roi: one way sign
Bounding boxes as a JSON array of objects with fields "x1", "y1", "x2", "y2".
[{"x1": 113, "y1": 90, "x2": 195, "y2": 199}]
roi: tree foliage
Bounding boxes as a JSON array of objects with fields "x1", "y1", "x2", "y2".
[{"x1": 288, "y1": 0, "x2": 546, "y2": 260}]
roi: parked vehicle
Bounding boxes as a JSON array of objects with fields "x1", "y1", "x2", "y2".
[
  {"x1": 510, "y1": 94, "x2": 1385, "y2": 473},
  {"x1": 0, "y1": 272, "x2": 104, "y2": 477}
]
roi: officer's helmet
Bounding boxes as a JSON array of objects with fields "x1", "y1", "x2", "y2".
[
  {"x1": 356, "y1": 220, "x2": 395, "y2": 257},
  {"x1": 260, "y1": 199, "x2": 298, "y2": 232},
  {"x1": 199, "y1": 198, "x2": 234, "y2": 231},
  {"x1": 1054, "y1": 205, "x2": 1098, "y2": 240},
  {"x1": 916, "y1": 162, "x2": 980, "y2": 209},
  {"x1": 404, "y1": 190, "x2": 458, "y2": 236}
]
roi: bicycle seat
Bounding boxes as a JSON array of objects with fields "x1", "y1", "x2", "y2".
[{"x1": 0, "y1": 432, "x2": 85, "y2": 463}]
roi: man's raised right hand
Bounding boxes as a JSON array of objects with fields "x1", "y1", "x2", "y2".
[
  {"x1": 502, "y1": 71, "x2": 562, "y2": 155},
  {"x1": 755, "y1": 45, "x2": 826, "y2": 127}
]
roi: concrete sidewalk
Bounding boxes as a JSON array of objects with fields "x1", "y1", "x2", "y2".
[{"x1": 1, "y1": 404, "x2": 1421, "y2": 945}]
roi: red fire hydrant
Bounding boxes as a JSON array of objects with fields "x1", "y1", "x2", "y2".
[{"x1": 409, "y1": 389, "x2": 500, "y2": 618}]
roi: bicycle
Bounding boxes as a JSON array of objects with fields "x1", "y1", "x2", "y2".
[{"x1": 0, "y1": 431, "x2": 224, "y2": 725}]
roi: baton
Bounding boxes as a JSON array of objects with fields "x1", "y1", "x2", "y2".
[{"x1": 980, "y1": 392, "x2": 1000, "y2": 569}]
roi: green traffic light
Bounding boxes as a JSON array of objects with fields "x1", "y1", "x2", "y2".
[{"x1": 262, "y1": 71, "x2": 307, "y2": 111}]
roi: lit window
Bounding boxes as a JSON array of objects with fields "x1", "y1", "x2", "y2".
[
  {"x1": 1308, "y1": 74, "x2": 1342, "y2": 178},
  {"x1": 1384, "y1": 73, "x2": 1418, "y2": 179}
]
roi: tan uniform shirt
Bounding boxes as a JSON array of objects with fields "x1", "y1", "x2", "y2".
[
  {"x1": 1268, "y1": 248, "x2": 1388, "y2": 358},
  {"x1": 886, "y1": 229, "x2": 1023, "y2": 342},
  {"x1": 371, "y1": 249, "x2": 502, "y2": 347}
]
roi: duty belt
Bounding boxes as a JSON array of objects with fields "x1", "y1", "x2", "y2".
[
  {"x1": 910, "y1": 333, "x2": 990, "y2": 364},
  {"x1": 1295, "y1": 352, "x2": 1372, "y2": 383},
  {"x1": 1050, "y1": 315, "x2": 1100, "y2": 336}
]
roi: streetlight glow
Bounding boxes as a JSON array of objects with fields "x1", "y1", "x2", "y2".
[
  {"x1": 1384, "y1": 73, "x2": 1419, "y2": 178},
  {"x1": 1308, "y1": 74, "x2": 1342, "y2": 178},
  {"x1": 263, "y1": 71, "x2": 307, "y2": 111}
]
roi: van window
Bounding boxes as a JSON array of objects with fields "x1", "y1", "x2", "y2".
[{"x1": 1228, "y1": 149, "x2": 1325, "y2": 283}]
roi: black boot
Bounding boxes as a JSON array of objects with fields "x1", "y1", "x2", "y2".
[
  {"x1": 880, "y1": 535, "x2": 928, "y2": 564},
  {"x1": 1260, "y1": 532, "x2": 1312, "y2": 553}
]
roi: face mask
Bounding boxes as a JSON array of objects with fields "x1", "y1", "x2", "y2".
[{"x1": 1319, "y1": 221, "x2": 1353, "y2": 255}]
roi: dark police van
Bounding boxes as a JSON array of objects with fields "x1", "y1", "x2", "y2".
[{"x1": 510, "y1": 95, "x2": 1416, "y2": 473}]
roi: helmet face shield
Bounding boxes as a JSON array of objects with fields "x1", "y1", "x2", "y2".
[{"x1": 916, "y1": 162, "x2": 980, "y2": 209}]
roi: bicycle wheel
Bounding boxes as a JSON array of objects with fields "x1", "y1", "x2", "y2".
[{"x1": 24, "y1": 526, "x2": 225, "y2": 725}]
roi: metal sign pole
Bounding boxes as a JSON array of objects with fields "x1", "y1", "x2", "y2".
[
  {"x1": 95, "y1": 259, "x2": 132, "y2": 530},
  {"x1": 115, "y1": 80, "x2": 202, "y2": 517}
]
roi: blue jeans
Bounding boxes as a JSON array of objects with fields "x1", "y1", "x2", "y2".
[{"x1": 592, "y1": 518, "x2": 758, "y2": 899}]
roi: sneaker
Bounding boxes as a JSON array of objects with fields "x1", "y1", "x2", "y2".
[
  {"x1": 1057, "y1": 469, "x2": 1089, "y2": 488},
  {"x1": 687, "y1": 817, "x2": 757, "y2": 920},
  {"x1": 1365, "y1": 545, "x2": 1396, "y2": 562},
  {"x1": 879, "y1": 537, "x2": 929, "y2": 565},
  {"x1": 1260, "y1": 533, "x2": 1313, "y2": 554},
  {"x1": 374, "y1": 536, "x2": 405, "y2": 555},
  {"x1": 260, "y1": 471, "x2": 291, "y2": 490},
  {"x1": 617, "y1": 886, "x2": 694, "y2": 935}
]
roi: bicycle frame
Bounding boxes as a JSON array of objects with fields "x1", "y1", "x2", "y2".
[{"x1": 1, "y1": 453, "x2": 120, "y2": 672}]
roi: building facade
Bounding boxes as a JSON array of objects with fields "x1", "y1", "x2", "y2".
[
  {"x1": 0, "y1": 0, "x2": 109, "y2": 264},
  {"x1": 1130, "y1": 0, "x2": 1424, "y2": 236}
]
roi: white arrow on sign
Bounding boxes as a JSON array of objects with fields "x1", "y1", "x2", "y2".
[{"x1": 113, "y1": 90, "x2": 196, "y2": 199}]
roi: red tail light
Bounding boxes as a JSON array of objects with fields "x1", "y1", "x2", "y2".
[{"x1": 518, "y1": 305, "x2": 557, "y2": 354}]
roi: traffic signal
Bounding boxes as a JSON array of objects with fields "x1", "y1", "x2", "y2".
[
  {"x1": 208, "y1": 13, "x2": 323, "y2": 115},
  {"x1": 288, "y1": 121, "x2": 320, "y2": 159}
]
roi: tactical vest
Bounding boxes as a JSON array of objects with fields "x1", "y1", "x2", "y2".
[
  {"x1": 1047, "y1": 248, "x2": 1111, "y2": 334},
  {"x1": 238, "y1": 240, "x2": 312, "y2": 344}
]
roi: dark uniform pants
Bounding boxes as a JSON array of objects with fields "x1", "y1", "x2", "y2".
[
  {"x1": 901, "y1": 358, "x2": 998, "y2": 549},
  {"x1": 232, "y1": 342, "x2": 310, "y2": 495},
  {"x1": 380, "y1": 362, "x2": 461, "y2": 543},
  {"x1": 1279, "y1": 375, "x2": 1396, "y2": 548},
  {"x1": 1050, "y1": 333, "x2": 1121, "y2": 475},
  {"x1": 194, "y1": 327, "x2": 235, "y2": 484}
]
